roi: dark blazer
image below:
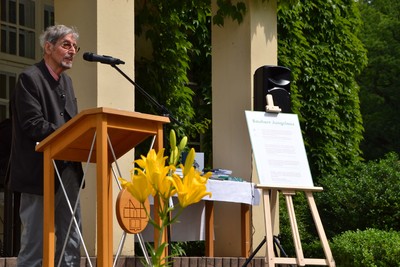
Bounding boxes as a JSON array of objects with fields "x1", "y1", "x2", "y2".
[
  {"x1": 9, "y1": 60, "x2": 82, "y2": 195},
  {"x1": 0, "y1": 118, "x2": 11, "y2": 185}
]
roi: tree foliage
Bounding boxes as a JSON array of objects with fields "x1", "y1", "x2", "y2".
[
  {"x1": 134, "y1": 0, "x2": 211, "y2": 144},
  {"x1": 357, "y1": 0, "x2": 400, "y2": 160},
  {"x1": 212, "y1": 0, "x2": 246, "y2": 26},
  {"x1": 277, "y1": 0, "x2": 368, "y2": 179},
  {"x1": 134, "y1": 0, "x2": 367, "y2": 178}
]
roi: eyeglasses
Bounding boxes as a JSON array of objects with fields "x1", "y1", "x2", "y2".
[{"x1": 59, "y1": 41, "x2": 80, "y2": 53}]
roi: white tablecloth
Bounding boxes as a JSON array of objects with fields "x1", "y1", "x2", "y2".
[
  {"x1": 138, "y1": 180, "x2": 260, "y2": 241},
  {"x1": 205, "y1": 179, "x2": 260, "y2": 205}
]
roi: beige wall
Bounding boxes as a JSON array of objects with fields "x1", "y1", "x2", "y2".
[
  {"x1": 55, "y1": 0, "x2": 136, "y2": 256},
  {"x1": 212, "y1": 0, "x2": 277, "y2": 256}
]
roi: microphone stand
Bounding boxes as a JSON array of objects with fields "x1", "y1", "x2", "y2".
[
  {"x1": 110, "y1": 63, "x2": 178, "y2": 256},
  {"x1": 111, "y1": 64, "x2": 180, "y2": 126}
]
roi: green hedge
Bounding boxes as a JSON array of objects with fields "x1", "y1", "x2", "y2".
[
  {"x1": 316, "y1": 152, "x2": 400, "y2": 238},
  {"x1": 278, "y1": 153, "x2": 400, "y2": 260},
  {"x1": 331, "y1": 228, "x2": 400, "y2": 267}
]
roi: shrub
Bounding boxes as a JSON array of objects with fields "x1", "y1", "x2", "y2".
[
  {"x1": 316, "y1": 152, "x2": 400, "y2": 238},
  {"x1": 279, "y1": 153, "x2": 400, "y2": 258},
  {"x1": 331, "y1": 228, "x2": 400, "y2": 267}
]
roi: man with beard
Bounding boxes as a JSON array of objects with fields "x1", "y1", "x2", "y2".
[{"x1": 9, "y1": 25, "x2": 83, "y2": 267}]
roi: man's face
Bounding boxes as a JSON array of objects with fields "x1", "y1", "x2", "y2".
[{"x1": 45, "y1": 33, "x2": 79, "y2": 72}]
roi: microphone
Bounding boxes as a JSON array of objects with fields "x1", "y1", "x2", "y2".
[{"x1": 83, "y1": 52, "x2": 125, "y2": 65}]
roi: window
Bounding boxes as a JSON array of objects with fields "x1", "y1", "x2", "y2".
[
  {"x1": 1, "y1": 0, "x2": 37, "y2": 59},
  {"x1": 44, "y1": 4, "x2": 54, "y2": 29},
  {"x1": 0, "y1": 71, "x2": 15, "y2": 122},
  {"x1": 0, "y1": 0, "x2": 54, "y2": 121},
  {"x1": 1, "y1": 0, "x2": 54, "y2": 60}
]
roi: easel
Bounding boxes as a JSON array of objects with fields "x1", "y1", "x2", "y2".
[
  {"x1": 257, "y1": 185, "x2": 335, "y2": 266},
  {"x1": 246, "y1": 95, "x2": 335, "y2": 267}
]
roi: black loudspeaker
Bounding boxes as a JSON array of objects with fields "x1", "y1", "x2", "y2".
[{"x1": 254, "y1": 65, "x2": 292, "y2": 113}]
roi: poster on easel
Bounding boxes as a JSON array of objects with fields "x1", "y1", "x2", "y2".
[{"x1": 245, "y1": 110, "x2": 314, "y2": 187}]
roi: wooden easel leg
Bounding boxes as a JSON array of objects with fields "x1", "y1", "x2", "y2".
[
  {"x1": 305, "y1": 192, "x2": 336, "y2": 267},
  {"x1": 270, "y1": 189, "x2": 279, "y2": 237},
  {"x1": 283, "y1": 190, "x2": 305, "y2": 266},
  {"x1": 262, "y1": 189, "x2": 276, "y2": 266}
]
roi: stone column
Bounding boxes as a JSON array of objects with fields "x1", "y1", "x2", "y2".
[
  {"x1": 55, "y1": 0, "x2": 135, "y2": 256},
  {"x1": 211, "y1": 0, "x2": 277, "y2": 256}
]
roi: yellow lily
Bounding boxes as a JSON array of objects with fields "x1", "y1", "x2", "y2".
[
  {"x1": 120, "y1": 148, "x2": 176, "y2": 202},
  {"x1": 119, "y1": 167, "x2": 152, "y2": 204},
  {"x1": 170, "y1": 149, "x2": 212, "y2": 208},
  {"x1": 171, "y1": 168, "x2": 212, "y2": 208},
  {"x1": 121, "y1": 130, "x2": 217, "y2": 267},
  {"x1": 137, "y1": 149, "x2": 176, "y2": 200},
  {"x1": 135, "y1": 148, "x2": 168, "y2": 170}
]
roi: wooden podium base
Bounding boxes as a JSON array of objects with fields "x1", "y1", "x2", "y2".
[{"x1": 36, "y1": 108, "x2": 169, "y2": 267}]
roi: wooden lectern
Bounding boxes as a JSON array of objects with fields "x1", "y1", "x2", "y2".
[{"x1": 36, "y1": 107, "x2": 169, "y2": 267}]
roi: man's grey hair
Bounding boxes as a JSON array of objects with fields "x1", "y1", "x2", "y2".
[{"x1": 39, "y1": 25, "x2": 79, "y2": 49}]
